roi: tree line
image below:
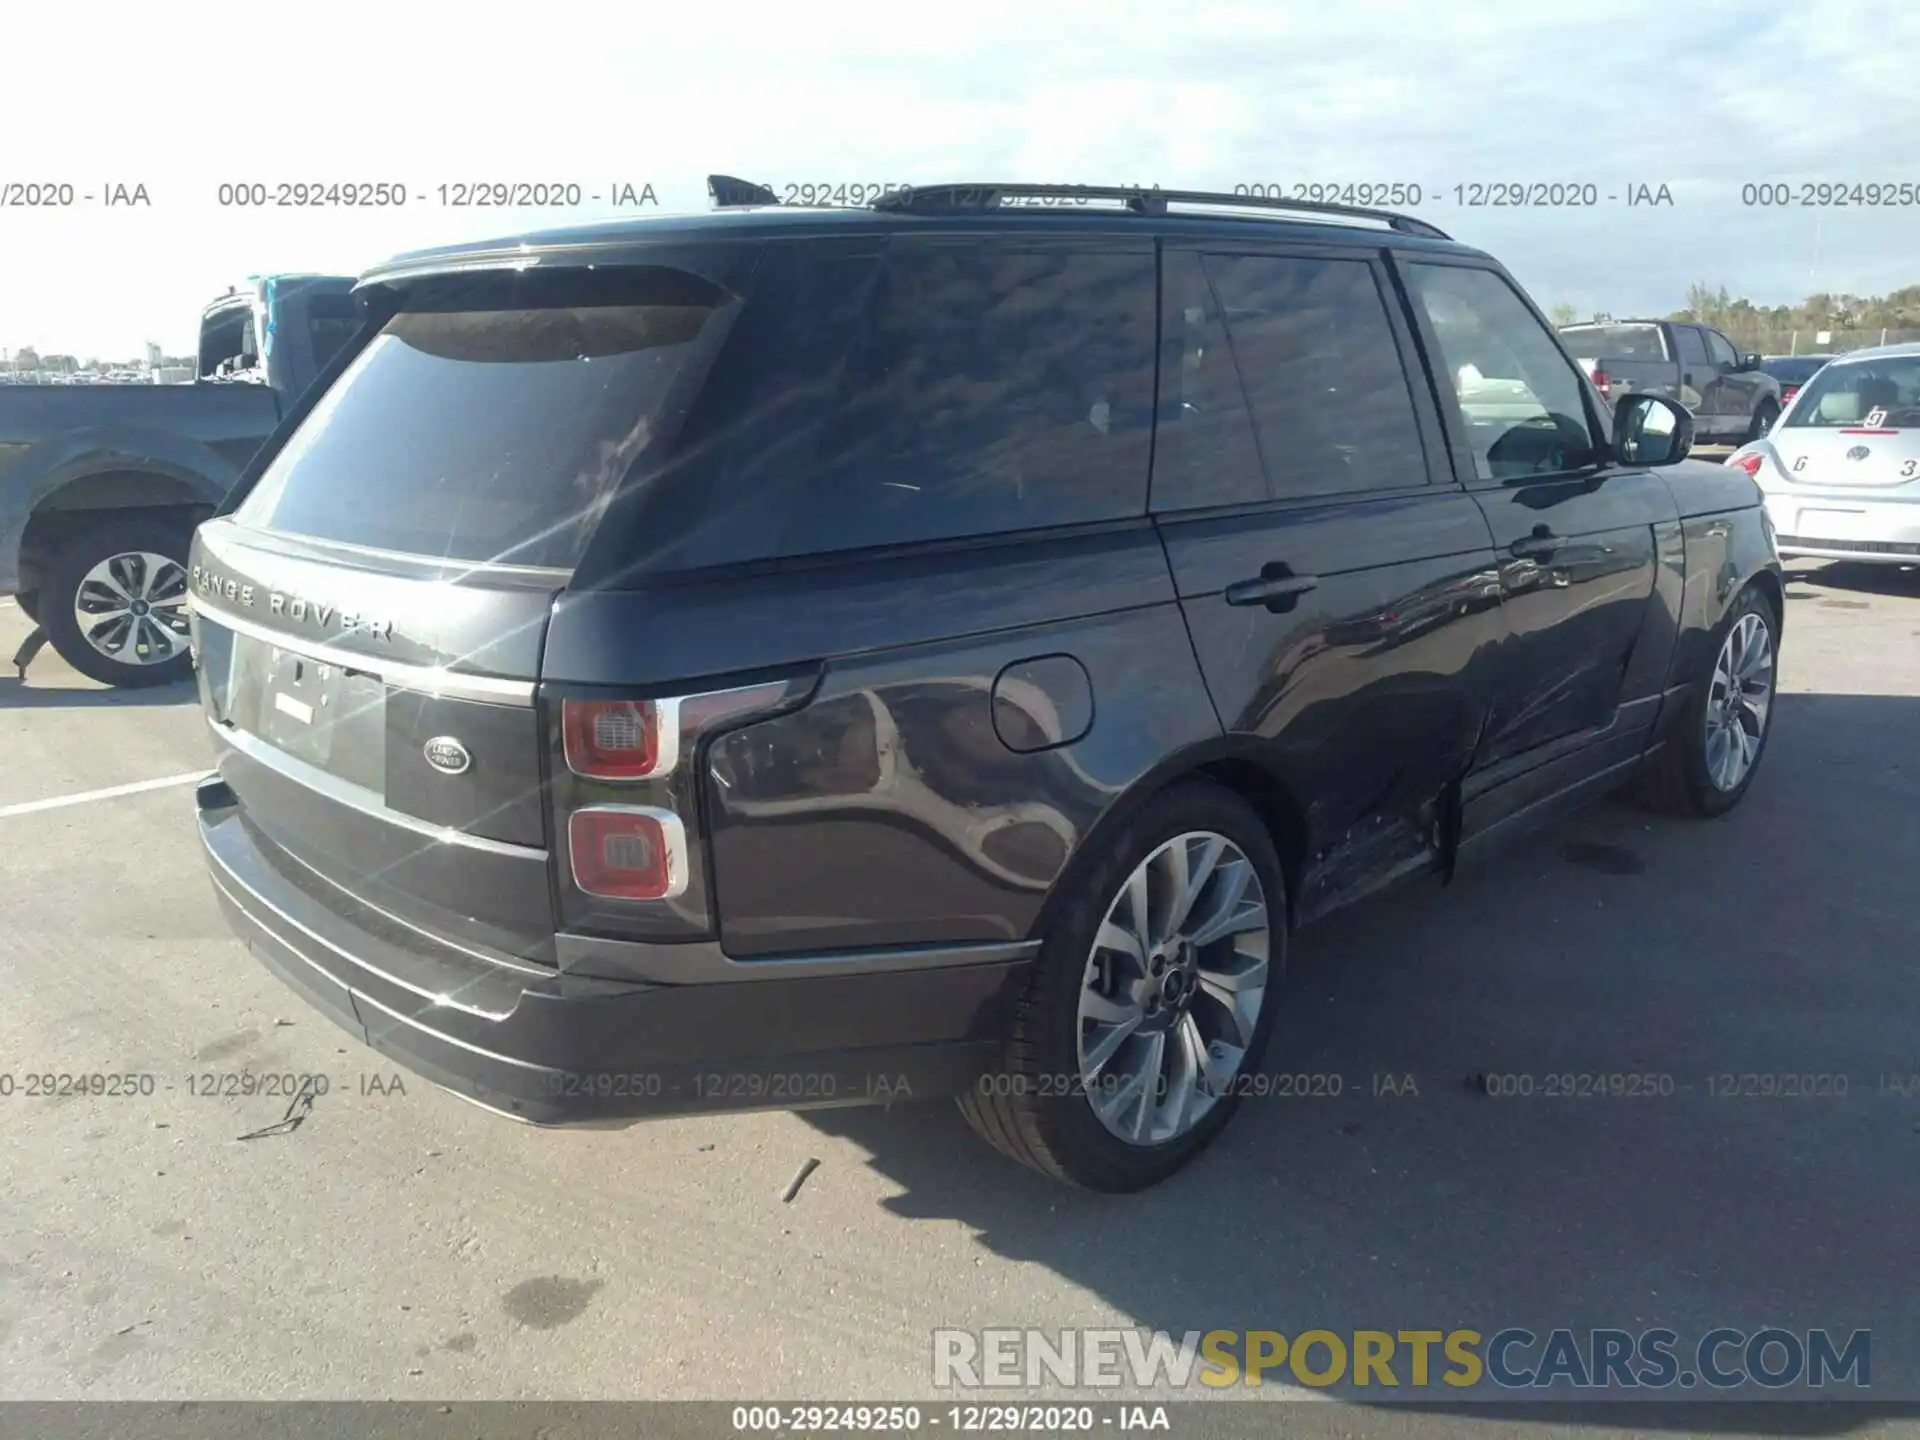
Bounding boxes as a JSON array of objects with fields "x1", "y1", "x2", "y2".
[{"x1": 1550, "y1": 283, "x2": 1920, "y2": 333}]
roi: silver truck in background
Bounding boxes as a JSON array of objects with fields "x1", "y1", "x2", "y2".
[{"x1": 1558, "y1": 319, "x2": 1784, "y2": 446}]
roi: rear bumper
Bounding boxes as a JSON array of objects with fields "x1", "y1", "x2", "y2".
[
  {"x1": 196, "y1": 777, "x2": 1033, "y2": 1126},
  {"x1": 1766, "y1": 491, "x2": 1920, "y2": 563}
]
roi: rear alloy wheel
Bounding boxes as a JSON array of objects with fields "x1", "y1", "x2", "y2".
[
  {"x1": 39, "y1": 516, "x2": 196, "y2": 687},
  {"x1": 1077, "y1": 833, "x2": 1271, "y2": 1147},
  {"x1": 958, "y1": 781, "x2": 1286, "y2": 1190},
  {"x1": 1634, "y1": 586, "x2": 1777, "y2": 817}
]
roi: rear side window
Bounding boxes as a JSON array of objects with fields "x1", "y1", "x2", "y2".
[
  {"x1": 235, "y1": 267, "x2": 726, "y2": 569},
  {"x1": 1151, "y1": 250, "x2": 1268, "y2": 511},
  {"x1": 818, "y1": 242, "x2": 1155, "y2": 551},
  {"x1": 629, "y1": 240, "x2": 1157, "y2": 571},
  {"x1": 1202, "y1": 252, "x2": 1428, "y2": 498}
]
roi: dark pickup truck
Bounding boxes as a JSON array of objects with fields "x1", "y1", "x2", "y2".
[
  {"x1": 0, "y1": 274, "x2": 359, "y2": 685},
  {"x1": 1558, "y1": 319, "x2": 1783, "y2": 447}
]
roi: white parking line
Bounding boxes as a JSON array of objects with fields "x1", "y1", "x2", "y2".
[{"x1": 0, "y1": 770, "x2": 207, "y2": 820}]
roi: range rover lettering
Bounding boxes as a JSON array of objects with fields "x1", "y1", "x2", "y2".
[{"x1": 189, "y1": 179, "x2": 1784, "y2": 1191}]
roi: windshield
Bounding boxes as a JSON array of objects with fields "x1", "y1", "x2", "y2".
[
  {"x1": 1559, "y1": 324, "x2": 1667, "y2": 362},
  {"x1": 1782, "y1": 355, "x2": 1920, "y2": 428},
  {"x1": 234, "y1": 269, "x2": 724, "y2": 568}
]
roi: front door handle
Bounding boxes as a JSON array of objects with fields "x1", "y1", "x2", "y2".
[
  {"x1": 1508, "y1": 532, "x2": 1559, "y2": 561},
  {"x1": 1225, "y1": 573, "x2": 1319, "y2": 609}
]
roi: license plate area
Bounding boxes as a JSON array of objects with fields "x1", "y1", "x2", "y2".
[{"x1": 218, "y1": 628, "x2": 387, "y2": 794}]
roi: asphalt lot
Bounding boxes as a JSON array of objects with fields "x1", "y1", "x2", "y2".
[{"x1": 1, "y1": 562, "x2": 1918, "y2": 1426}]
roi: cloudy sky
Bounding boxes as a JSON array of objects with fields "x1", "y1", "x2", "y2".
[{"x1": 4, "y1": 0, "x2": 1915, "y2": 357}]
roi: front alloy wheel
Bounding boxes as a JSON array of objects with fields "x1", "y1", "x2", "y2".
[
  {"x1": 1078, "y1": 832, "x2": 1270, "y2": 1145},
  {"x1": 1703, "y1": 609, "x2": 1774, "y2": 792},
  {"x1": 1631, "y1": 584, "x2": 1780, "y2": 816}
]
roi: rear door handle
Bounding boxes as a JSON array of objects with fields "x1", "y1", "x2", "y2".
[
  {"x1": 1224, "y1": 574, "x2": 1319, "y2": 609},
  {"x1": 1507, "y1": 531, "x2": 1559, "y2": 561}
]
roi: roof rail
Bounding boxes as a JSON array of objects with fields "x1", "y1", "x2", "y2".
[
  {"x1": 708, "y1": 174, "x2": 779, "y2": 208},
  {"x1": 872, "y1": 182, "x2": 1451, "y2": 241}
]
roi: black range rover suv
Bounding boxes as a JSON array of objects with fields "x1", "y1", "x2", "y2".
[{"x1": 188, "y1": 181, "x2": 1782, "y2": 1191}]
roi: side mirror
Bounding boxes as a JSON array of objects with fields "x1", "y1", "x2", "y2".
[
  {"x1": 1742, "y1": 352, "x2": 1765, "y2": 372},
  {"x1": 1613, "y1": 393, "x2": 1694, "y2": 466}
]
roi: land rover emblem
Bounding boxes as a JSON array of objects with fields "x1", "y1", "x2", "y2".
[
  {"x1": 1847, "y1": 445, "x2": 1871, "y2": 461},
  {"x1": 424, "y1": 737, "x2": 471, "y2": 776}
]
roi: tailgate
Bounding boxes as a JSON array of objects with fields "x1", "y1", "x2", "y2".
[{"x1": 190, "y1": 519, "x2": 564, "y2": 960}]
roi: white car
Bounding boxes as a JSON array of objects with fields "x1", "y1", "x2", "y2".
[{"x1": 1726, "y1": 342, "x2": 1920, "y2": 565}]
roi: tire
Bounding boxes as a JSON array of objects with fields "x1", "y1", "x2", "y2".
[
  {"x1": 1745, "y1": 401, "x2": 1780, "y2": 444},
  {"x1": 1633, "y1": 585, "x2": 1778, "y2": 817},
  {"x1": 15, "y1": 589, "x2": 39, "y2": 624},
  {"x1": 38, "y1": 514, "x2": 196, "y2": 687},
  {"x1": 957, "y1": 780, "x2": 1287, "y2": 1191}
]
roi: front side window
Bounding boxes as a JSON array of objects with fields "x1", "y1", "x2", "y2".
[
  {"x1": 1405, "y1": 264, "x2": 1600, "y2": 480},
  {"x1": 1674, "y1": 326, "x2": 1711, "y2": 367},
  {"x1": 1706, "y1": 330, "x2": 1741, "y2": 368}
]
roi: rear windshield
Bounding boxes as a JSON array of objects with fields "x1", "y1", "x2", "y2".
[
  {"x1": 1559, "y1": 324, "x2": 1667, "y2": 362},
  {"x1": 1783, "y1": 356, "x2": 1920, "y2": 428},
  {"x1": 234, "y1": 269, "x2": 725, "y2": 569}
]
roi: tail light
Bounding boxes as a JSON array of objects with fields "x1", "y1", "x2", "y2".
[
  {"x1": 1591, "y1": 368, "x2": 1613, "y2": 400},
  {"x1": 562, "y1": 698, "x2": 678, "y2": 780},
  {"x1": 1782, "y1": 384, "x2": 1800, "y2": 402},
  {"x1": 1729, "y1": 451, "x2": 1764, "y2": 476},
  {"x1": 550, "y1": 678, "x2": 812, "y2": 940},
  {"x1": 568, "y1": 806, "x2": 687, "y2": 901}
]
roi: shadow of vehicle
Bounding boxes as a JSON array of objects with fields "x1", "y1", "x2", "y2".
[
  {"x1": 800, "y1": 692, "x2": 1920, "y2": 1424},
  {"x1": 0, "y1": 674, "x2": 198, "y2": 709},
  {"x1": 1785, "y1": 562, "x2": 1920, "y2": 601}
]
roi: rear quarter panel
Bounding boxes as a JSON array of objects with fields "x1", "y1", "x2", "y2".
[
  {"x1": 704, "y1": 600, "x2": 1221, "y2": 955},
  {"x1": 564, "y1": 526, "x2": 1221, "y2": 957}
]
